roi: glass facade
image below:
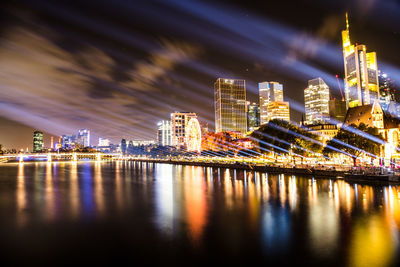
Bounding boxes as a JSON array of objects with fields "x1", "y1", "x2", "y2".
[
  {"x1": 266, "y1": 101, "x2": 290, "y2": 122},
  {"x1": 77, "y1": 129, "x2": 90, "y2": 147},
  {"x1": 214, "y1": 78, "x2": 247, "y2": 133},
  {"x1": 342, "y1": 14, "x2": 379, "y2": 107},
  {"x1": 259, "y1": 81, "x2": 284, "y2": 124},
  {"x1": 304, "y1": 78, "x2": 330, "y2": 125},
  {"x1": 247, "y1": 102, "x2": 260, "y2": 132},
  {"x1": 33, "y1": 131, "x2": 43, "y2": 152}
]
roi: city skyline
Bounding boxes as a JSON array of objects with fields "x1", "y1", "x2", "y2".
[{"x1": 0, "y1": 0, "x2": 400, "y2": 149}]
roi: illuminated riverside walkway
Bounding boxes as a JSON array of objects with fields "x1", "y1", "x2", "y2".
[{"x1": 2, "y1": 153, "x2": 400, "y2": 182}]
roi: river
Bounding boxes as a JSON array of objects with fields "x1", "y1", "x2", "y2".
[{"x1": 0, "y1": 161, "x2": 399, "y2": 266}]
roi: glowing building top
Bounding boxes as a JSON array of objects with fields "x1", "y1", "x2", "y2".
[{"x1": 342, "y1": 13, "x2": 379, "y2": 108}]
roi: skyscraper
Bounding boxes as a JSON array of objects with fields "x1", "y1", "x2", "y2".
[
  {"x1": 259, "y1": 81, "x2": 283, "y2": 124},
  {"x1": 61, "y1": 134, "x2": 76, "y2": 149},
  {"x1": 342, "y1": 13, "x2": 379, "y2": 107},
  {"x1": 171, "y1": 112, "x2": 197, "y2": 147},
  {"x1": 157, "y1": 120, "x2": 173, "y2": 146},
  {"x1": 246, "y1": 102, "x2": 260, "y2": 132},
  {"x1": 304, "y1": 78, "x2": 330, "y2": 125},
  {"x1": 379, "y1": 71, "x2": 396, "y2": 111},
  {"x1": 77, "y1": 129, "x2": 90, "y2": 147},
  {"x1": 33, "y1": 131, "x2": 43, "y2": 152},
  {"x1": 214, "y1": 78, "x2": 247, "y2": 134}
]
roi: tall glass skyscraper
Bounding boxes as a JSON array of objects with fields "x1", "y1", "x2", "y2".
[
  {"x1": 33, "y1": 131, "x2": 43, "y2": 152},
  {"x1": 214, "y1": 78, "x2": 247, "y2": 134},
  {"x1": 304, "y1": 78, "x2": 330, "y2": 125},
  {"x1": 259, "y1": 81, "x2": 289, "y2": 123},
  {"x1": 246, "y1": 102, "x2": 260, "y2": 132},
  {"x1": 342, "y1": 13, "x2": 379, "y2": 107}
]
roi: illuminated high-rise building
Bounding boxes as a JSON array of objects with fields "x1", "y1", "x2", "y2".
[
  {"x1": 77, "y1": 129, "x2": 90, "y2": 147},
  {"x1": 259, "y1": 81, "x2": 283, "y2": 124},
  {"x1": 157, "y1": 120, "x2": 172, "y2": 146},
  {"x1": 304, "y1": 78, "x2": 330, "y2": 125},
  {"x1": 171, "y1": 112, "x2": 197, "y2": 148},
  {"x1": 33, "y1": 131, "x2": 43, "y2": 152},
  {"x1": 246, "y1": 102, "x2": 260, "y2": 132},
  {"x1": 266, "y1": 101, "x2": 290, "y2": 122},
  {"x1": 214, "y1": 78, "x2": 247, "y2": 133},
  {"x1": 342, "y1": 13, "x2": 379, "y2": 107},
  {"x1": 379, "y1": 71, "x2": 396, "y2": 111},
  {"x1": 61, "y1": 134, "x2": 76, "y2": 149}
]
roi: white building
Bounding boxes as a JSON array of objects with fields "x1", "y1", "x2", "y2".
[
  {"x1": 304, "y1": 78, "x2": 330, "y2": 125},
  {"x1": 259, "y1": 81, "x2": 289, "y2": 123},
  {"x1": 157, "y1": 120, "x2": 172, "y2": 146},
  {"x1": 98, "y1": 138, "x2": 110, "y2": 147}
]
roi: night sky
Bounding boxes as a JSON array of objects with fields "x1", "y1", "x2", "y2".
[{"x1": 0, "y1": 0, "x2": 399, "y2": 149}]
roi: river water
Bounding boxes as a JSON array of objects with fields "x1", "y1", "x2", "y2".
[{"x1": 0, "y1": 161, "x2": 399, "y2": 266}]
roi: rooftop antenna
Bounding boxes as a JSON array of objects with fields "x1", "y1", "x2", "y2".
[
  {"x1": 346, "y1": 12, "x2": 349, "y2": 30},
  {"x1": 336, "y1": 74, "x2": 345, "y2": 101}
]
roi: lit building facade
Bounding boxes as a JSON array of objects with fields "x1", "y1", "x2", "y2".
[
  {"x1": 77, "y1": 129, "x2": 90, "y2": 147},
  {"x1": 342, "y1": 13, "x2": 379, "y2": 107},
  {"x1": 98, "y1": 138, "x2": 110, "y2": 147},
  {"x1": 33, "y1": 131, "x2": 43, "y2": 152},
  {"x1": 259, "y1": 81, "x2": 283, "y2": 124},
  {"x1": 157, "y1": 120, "x2": 173, "y2": 146},
  {"x1": 214, "y1": 78, "x2": 247, "y2": 133},
  {"x1": 171, "y1": 112, "x2": 197, "y2": 148},
  {"x1": 267, "y1": 101, "x2": 290, "y2": 122},
  {"x1": 247, "y1": 102, "x2": 260, "y2": 132},
  {"x1": 61, "y1": 135, "x2": 76, "y2": 149},
  {"x1": 304, "y1": 78, "x2": 330, "y2": 125}
]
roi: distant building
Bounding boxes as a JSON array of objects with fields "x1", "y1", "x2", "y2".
[
  {"x1": 266, "y1": 101, "x2": 290, "y2": 122},
  {"x1": 157, "y1": 120, "x2": 172, "y2": 146},
  {"x1": 171, "y1": 111, "x2": 197, "y2": 147},
  {"x1": 33, "y1": 131, "x2": 43, "y2": 152},
  {"x1": 77, "y1": 129, "x2": 90, "y2": 147},
  {"x1": 259, "y1": 81, "x2": 283, "y2": 124},
  {"x1": 342, "y1": 13, "x2": 379, "y2": 107},
  {"x1": 214, "y1": 78, "x2": 247, "y2": 133},
  {"x1": 247, "y1": 102, "x2": 260, "y2": 132},
  {"x1": 98, "y1": 138, "x2": 110, "y2": 147},
  {"x1": 61, "y1": 135, "x2": 76, "y2": 149},
  {"x1": 131, "y1": 140, "x2": 156, "y2": 146},
  {"x1": 304, "y1": 78, "x2": 330, "y2": 125},
  {"x1": 120, "y1": 139, "x2": 127, "y2": 155},
  {"x1": 329, "y1": 99, "x2": 347, "y2": 123}
]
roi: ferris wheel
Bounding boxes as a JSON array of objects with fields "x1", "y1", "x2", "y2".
[{"x1": 186, "y1": 118, "x2": 202, "y2": 153}]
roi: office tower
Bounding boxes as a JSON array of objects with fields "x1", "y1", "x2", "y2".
[
  {"x1": 77, "y1": 129, "x2": 90, "y2": 147},
  {"x1": 342, "y1": 13, "x2": 379, "y2": 107},
  {"x1": 329, "y1": 99, "x2": 347, "y2": 123},
  {"x1": 247, "y1": 102, "x2": 260, "y2": 132},
  {"x1": 214, "y1": 78, "x2": 247, "y2": 133},
  {"x1": 98, "y1": 138, "x2": 110, "y2": 147},
  {"x1": 379, "y1": 71, "x2": 396, "y2": 111},
  {"x1": 157, "y1": 120, "x2": 173, "y2": 146},
  {"x1": 50, "y1": 136, "x2": 54, "y2": 150},
  {"x1": 61, "y1": 135, "x2": 76, "y2": 149},
  {"x1": 304, "y1": 78, "x2": 330, "y2": 125},
  {"x1": 266, "y1": 101, "x2": 290, "y2": 122},
  {"x1": 120, "y1": 139, "x2": 127, "y2": 155},
  {"x1": 33, "y1": 131, "x2": 44, "y2": 152},
  {"x1": 259, "y1": 81, "x2": 283, "y2": 124},
  {"x1": 171, "y1": 112, "x2": 197, "y2": 147}
]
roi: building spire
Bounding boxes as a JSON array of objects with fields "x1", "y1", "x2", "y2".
[{"x1": 345, "y1": 12, "x2": 349, "y2": 30}]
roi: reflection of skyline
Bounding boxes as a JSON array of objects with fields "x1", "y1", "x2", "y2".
[{"x1": 9, "y1": 162, "x2": 400, "y2": 265}]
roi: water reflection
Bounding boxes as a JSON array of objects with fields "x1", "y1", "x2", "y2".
[{"x1": 4, "y1": 162, "x2": 400, "y2": 265}]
